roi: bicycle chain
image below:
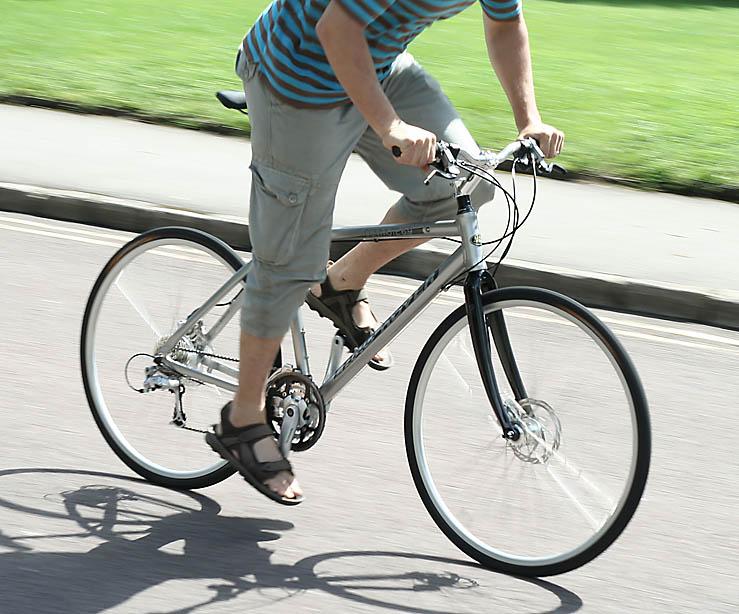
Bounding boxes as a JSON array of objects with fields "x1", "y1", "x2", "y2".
[{"x1": 172, "y1": 345, "x2": 239, "y2": 363}]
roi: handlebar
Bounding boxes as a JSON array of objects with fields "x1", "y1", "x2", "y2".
[{"x1": 391, "y1": 138, "x2": 562, "y2": 181}]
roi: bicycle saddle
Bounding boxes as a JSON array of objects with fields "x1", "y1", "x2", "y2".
[{"x1": 216, "y1": 90, "x2": 247, "y2": 111}]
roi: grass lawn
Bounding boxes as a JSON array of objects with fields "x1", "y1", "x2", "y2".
[{"x1": 1, "y1": 0, "x2": 737, "y2": 197}]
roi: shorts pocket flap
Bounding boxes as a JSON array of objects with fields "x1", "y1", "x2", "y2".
[{"x1": 250, "y1": 162, "x2": 311, "y2": 208}]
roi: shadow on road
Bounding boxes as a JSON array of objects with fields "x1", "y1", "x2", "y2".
[{"x1": 0, "y1": 468, "x2": 582, "y2": 614}]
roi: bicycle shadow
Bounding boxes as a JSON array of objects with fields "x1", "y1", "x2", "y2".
[{"x1": 0, "y1": 468, "x2": 582, "y2": 614}]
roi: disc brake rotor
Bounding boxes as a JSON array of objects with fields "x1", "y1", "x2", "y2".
[{"x1": 505, "y1": 397, "x2": 562, "y2": 464}]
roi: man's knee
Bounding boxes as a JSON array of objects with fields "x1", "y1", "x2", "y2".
[
  {"x1": 393, "y1": 177, "x2": 495, "y2": 222},
  {"x1": 240, "y1": 254, "x2": 327, "y2": 338}
]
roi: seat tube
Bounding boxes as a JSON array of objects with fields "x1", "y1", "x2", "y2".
[
  {"x1": 290, "y1": 308, "x2": 311, "y2": 377},
  {"x1": 457, "y1": 195, "x2": 519, "y2": 440}
]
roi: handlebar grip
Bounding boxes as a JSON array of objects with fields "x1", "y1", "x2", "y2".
[{"x1": 391, "y1": 146, "x2": 402, "y2": 158}]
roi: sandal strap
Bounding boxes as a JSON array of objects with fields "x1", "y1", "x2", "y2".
[
  {"x1": 216, "y1": 404, "x2": 293, "y2": 481},
  {"x1": 235, "y1": 440, "x2": 293, "y2": 482},
  {"x1": 241, "y1": 423, "x2": 275, "y2": 441},
  {"x1": 318, "y1": 276, "x2": 368, "y2": 307},
  {"x1": 254, "y1": 459, "x2": 293, "y2": 475},
  {"x1": 219, "y1": 424, "x2": 276, "y2": 446},
  {"x1": 306, "y1": 273, "x2": 388, "y2": 358},
  {"x1": 314, "y1": 277, "x2": 372, "y2": 346},
  {"x1": 218, "y1": 406, "x2": 273, "y2": 439}
]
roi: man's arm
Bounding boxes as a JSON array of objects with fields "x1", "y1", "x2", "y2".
[
  {"x1": 316, "y1": 0, "x2": 436, "y2": 167},
  {"x1": 484, "y1": 14, "x2": 564, "y2": 158}
]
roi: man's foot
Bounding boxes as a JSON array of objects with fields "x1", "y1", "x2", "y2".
[
  {"x1": 247, "y1": 431, "x2": 303, "y2": 500},
  {"x1": 309, "y1": 265, "x2": 392, "y2": 368},
  {"x1": 205, "y1": 403, "x2": 303, "y2": 504}
]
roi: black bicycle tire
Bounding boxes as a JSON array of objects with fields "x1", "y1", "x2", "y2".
[
  {"x1": 404, "y1": 286, "x2": 651, "y2": 577},
  {"x1": 81, "y1": 226, "x2": 249, "y2": 490}
]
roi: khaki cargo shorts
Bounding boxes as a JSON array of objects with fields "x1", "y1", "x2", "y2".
[{"x1": 236, "y1": 48, "x2": 494, "y2": 338}]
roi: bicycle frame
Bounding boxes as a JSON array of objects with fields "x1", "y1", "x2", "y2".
[{"x1": 157, "y1": 197, "x2": 523, "y2": 438}]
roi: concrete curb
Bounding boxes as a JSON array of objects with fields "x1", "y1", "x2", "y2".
[{"x1": 2, "y1": 181, "x2": 737, "y2": 332}]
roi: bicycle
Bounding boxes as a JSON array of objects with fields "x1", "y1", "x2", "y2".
[{"x1": 80, "y1": 89, "x2": 651, "y2": 577}]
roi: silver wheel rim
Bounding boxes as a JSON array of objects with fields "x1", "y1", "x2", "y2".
[
  {"x1": 84, "y1": 237, "x2": 236, "y2": 480},
  {"x1": 411, "y1": 299, "x2": 639, "y2": 567}
]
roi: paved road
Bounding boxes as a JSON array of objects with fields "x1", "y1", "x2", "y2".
[{"x1": 1, "y1": 212, "x2": 738, "y2": 613}]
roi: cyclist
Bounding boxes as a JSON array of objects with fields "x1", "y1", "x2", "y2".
[{"x1": 206, "y1": 0, "x2": 565, "y2": 504}]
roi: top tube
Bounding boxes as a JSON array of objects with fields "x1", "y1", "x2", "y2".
[{"x1": 330, "y1": 220, "x2": 460, "y2": 243}]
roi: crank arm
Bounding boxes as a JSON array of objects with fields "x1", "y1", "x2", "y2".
[{"x1": 278, "y1": 398, "x2": 306, "y2": 457}]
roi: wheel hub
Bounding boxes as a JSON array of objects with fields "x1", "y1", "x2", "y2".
[
  {"x1": 154, "y1": 320, "x2": 211, "y2": 368},
  {"x1": 504, "y1": 397, "x2": 562, "y2": 464}
]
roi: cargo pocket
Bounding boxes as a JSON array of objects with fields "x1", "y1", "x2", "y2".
[{"x1": 248, "y1": 161, "x2": 312, "y2": 266}]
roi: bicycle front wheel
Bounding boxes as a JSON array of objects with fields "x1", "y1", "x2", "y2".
[{"x1": 405, "y1": 287, "x2": 650, "y2": 576}]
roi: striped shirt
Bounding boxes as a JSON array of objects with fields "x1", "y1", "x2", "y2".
[{"x1": 243, "y1": 0, "x2": 522, "y2": 107}]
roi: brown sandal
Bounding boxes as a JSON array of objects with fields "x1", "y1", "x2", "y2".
[
  {"x1": 305, "y1": 276, "x2": 394, "y2": 371},
  {"x1": 205, "y1": 403, "x2": 303, "y2": 505}
]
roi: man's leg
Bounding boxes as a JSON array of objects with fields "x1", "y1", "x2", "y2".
[
  {"x1": 227, "y1": 50, "x2": 366, "y2": 498},
  {"x1": 322, "y1": 52, "x2": 495, "y2": 329},
  {"x1": 229, "y1": 333, "x2": 293, "y2": 497}
]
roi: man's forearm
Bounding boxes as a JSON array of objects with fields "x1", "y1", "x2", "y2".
[
  {"x1": 316, "y1": 2, "x2": 397, "y2": 136},
  {"x1": 484, "y1": 15, "x2": 541, "y2": 131}
]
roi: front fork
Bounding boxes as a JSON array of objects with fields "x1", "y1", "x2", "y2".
[{"x1": 464, "y1": 270, "x2": 525, "y2": 441}]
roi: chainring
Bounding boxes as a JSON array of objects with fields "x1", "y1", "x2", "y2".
[{"x1": 266, "y1": 368, "x2": 326, "y2": 452}]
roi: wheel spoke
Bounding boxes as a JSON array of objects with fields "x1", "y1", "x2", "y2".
[
  {"x1": 114, "y1": 273, "x2": 163, "y2": 339},
  {"x1": 519, "y1": 418, "x2": 617, "y2": 526}
]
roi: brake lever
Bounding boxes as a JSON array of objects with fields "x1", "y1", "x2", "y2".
[
  {"x1": 423, "y1": 166, "x2": 459, "y2": 185},
  {"x1": 538, "y1": 159, "x2": 553, "y2": 173},
  {"x1": 423, "y1": 169, "x2": 437, "y2": 185},
  {"x1": 513, "y1": 155, "x2": 566, "y2": 177},
  {"x1": 393, "y1": 141, "x2": 461, "y2": 184}
]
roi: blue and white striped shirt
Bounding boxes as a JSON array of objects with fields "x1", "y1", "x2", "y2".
[{"x1": 243, "y1": 0, "x2": 522, "y2": 107}]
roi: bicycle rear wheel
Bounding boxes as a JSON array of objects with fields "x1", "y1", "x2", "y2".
[
  {"x1": 81, "y1": 227, "x2": 250, "y2": 489},
  {"x1": 405, "y1": 287, "x2": 650, "y2": 576}
]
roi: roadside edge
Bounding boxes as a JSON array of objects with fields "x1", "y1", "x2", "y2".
[{"x1": 2, "y1": 181, "x2": 736, "y2": 332}]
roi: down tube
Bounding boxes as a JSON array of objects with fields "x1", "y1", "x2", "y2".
[{"x1": 319, "y1": 248, "x2": 466, "y2": 404}]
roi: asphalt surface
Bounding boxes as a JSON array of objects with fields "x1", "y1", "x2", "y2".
[{"x1": 1, "y1": 211, "x2": 738, "y2": 613}]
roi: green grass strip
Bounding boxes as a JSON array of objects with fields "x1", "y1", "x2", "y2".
[{"x1": 1, "y1": 0, "x2": 737, "y2": 198}]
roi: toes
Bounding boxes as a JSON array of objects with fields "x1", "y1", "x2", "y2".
[
  {"x1": 265, "y1": 472, "x2": 301, "y2": 499},
  {"x1": 290, "y1": 478, "x2": 303, "y2": 497},
  {"x1": 373, "y1": 347, "x2": 390, "y2": 363}
]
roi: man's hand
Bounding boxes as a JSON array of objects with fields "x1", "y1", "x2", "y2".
[
  {"x1": 381, "y1": 119, "x2": 437, "y2": 168},
  {"x1": 518, "y1": 123, "x2": 565, "y2": 158}
]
